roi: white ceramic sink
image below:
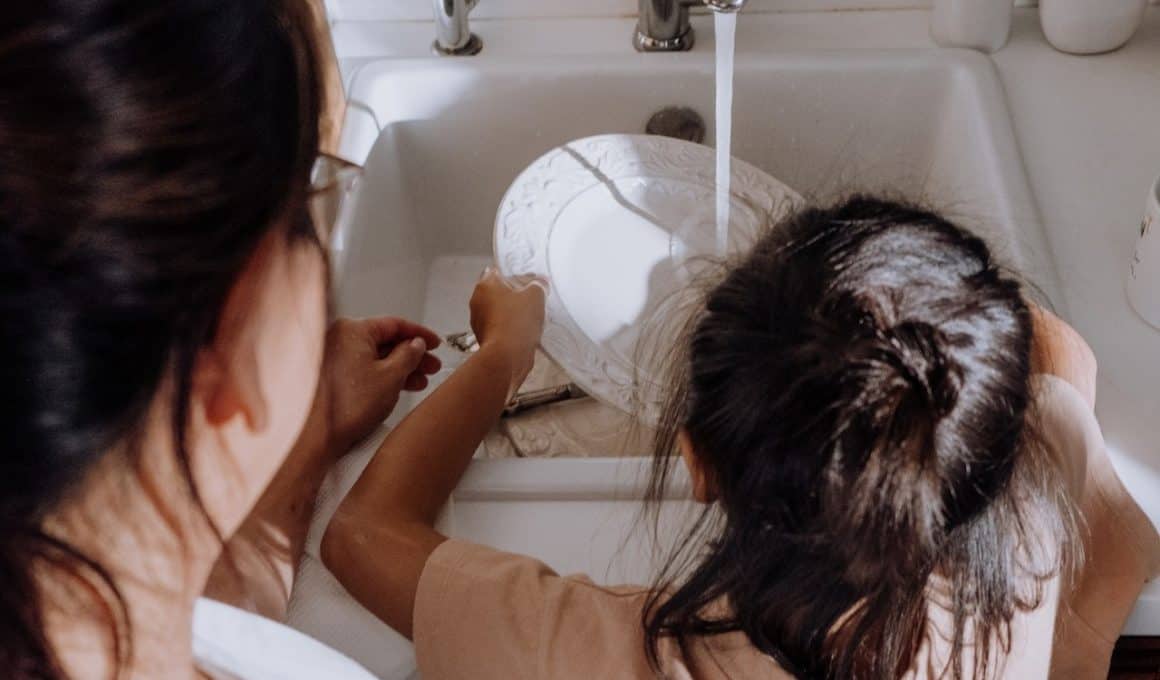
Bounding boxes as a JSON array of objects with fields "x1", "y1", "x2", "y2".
[
  {"x1": 289, "y1": 47, "x2": 1068, "y2": 677},
  {"x1": 335, "y1": 50, "x2": 1060, "y2": 326}
]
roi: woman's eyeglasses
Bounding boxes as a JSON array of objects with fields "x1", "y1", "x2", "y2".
[{"x1": 308, "y1": 152, "x2": 363, "y2": 247}]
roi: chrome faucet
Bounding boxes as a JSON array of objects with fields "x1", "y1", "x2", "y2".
[
  {"x1": 433, "y1": 0, "x2": 483, "y2": 55},
  {"x1": 634, "y1": 0, "x2": 746, "y2": 52}
]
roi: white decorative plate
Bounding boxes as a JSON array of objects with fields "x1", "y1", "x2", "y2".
[{"x1": 494, "y1": 134, "x2": 803, "y2": 424}]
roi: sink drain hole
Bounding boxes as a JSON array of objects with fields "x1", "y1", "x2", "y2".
[{"x1": 645, "y1": 106, "x2": 706, "y2": 144}]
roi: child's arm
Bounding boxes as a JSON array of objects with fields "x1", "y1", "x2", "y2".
[
  {"x1": 320, "y1": 270, "x2": 545, "y2": 638},
  {"x1": 1030, "y1": 305, "x2": 1097, "y2": 409}
]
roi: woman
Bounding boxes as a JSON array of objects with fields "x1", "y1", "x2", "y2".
[
  {"x1": 0, "y1": 1, "x2": 441, "y2": 676},
  {"x1": 323, "y1": 198, "x2": 1160, "y2": 679}
]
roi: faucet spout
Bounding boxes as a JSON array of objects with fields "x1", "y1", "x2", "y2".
[
  {"x1": 433, "y1": 0, "x2": 483, "y2": 56},
  {"x1": 635, "y1": 0, "x2": 745, "y2": 52}
]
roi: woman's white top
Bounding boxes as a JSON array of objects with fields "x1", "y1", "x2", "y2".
[{"x1": 192, "y1": 597, "x2": 378, "y2": 680}]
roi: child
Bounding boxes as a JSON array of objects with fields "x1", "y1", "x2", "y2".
[{"x1": 322, "y1": 196, "x2": 1159, "y2": 679}]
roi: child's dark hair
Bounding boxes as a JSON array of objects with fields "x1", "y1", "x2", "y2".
[{"x1": 642, "y1": 196, "x2": 1075, "y2": 679}]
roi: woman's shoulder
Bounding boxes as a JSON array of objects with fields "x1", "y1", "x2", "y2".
[{"x1": 192, "y1": 597, "x2": 377, "y2": 680}]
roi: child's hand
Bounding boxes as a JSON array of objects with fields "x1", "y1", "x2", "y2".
[{"x1": 469, "y1": 267, "x2": 547, "y2": 396}]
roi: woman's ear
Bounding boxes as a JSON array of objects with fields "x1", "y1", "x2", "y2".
[
  {"x1": 185, "y1": 316, "x2": 278, "y2": 537},
  {"x1": 197, "y1": 344, "x2": 268, "y2": 432},
  {"x1": 678, "y1": 428, "x2": 717, "y2": 504},
  {"x1": 180, "y1": 228, "x2": 327, "y2": 537}
]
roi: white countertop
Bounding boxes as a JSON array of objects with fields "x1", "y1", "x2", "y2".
[
  {"x1": 328, "y1": 6, "x2": 1160, "y2": 632},
  {"x1": 994, "y1": 10, "x2": 1160, "y2": 506},
  {"x1": 993, "y1": 10, "x2": 1160, "y2": 633}
]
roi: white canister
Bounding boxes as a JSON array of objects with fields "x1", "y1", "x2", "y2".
[
  {"x1": 930, "y1": 0, "x2": 1013, "y2": 53},
  {"x1": 1126, "y1": 175, "x2": 1160, "y2": 330},
  {"x1": 1040, "y1": 0, "x2": 1148, "y2": 55}
]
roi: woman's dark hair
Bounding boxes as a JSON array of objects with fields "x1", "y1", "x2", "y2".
[
  {"x1": 0, "y1": 0, "x2": 323, "y2": 676},
  {"x1": 643, "y1": 196, "x2": 1075, "y2": 679}
]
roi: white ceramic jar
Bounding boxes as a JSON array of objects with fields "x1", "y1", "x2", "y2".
[
  {"x1": 930, "y1": 0, "x2": 1013, "y2": 53},
  {"x1": 1040, "y1": 0, "x2": 1148, "y2": 55}
]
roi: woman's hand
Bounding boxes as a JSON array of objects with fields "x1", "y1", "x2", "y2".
[
  {"x1": 469, "y1": 268, "x2": 547, "y2": 398},
  {"x1": 317, "y1": 317, "x2": 442, "y2": 455}
]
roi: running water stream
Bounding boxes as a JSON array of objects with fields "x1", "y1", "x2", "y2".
[{"x1": 714, "y1": 11, "x2": 737, "y2": 256}]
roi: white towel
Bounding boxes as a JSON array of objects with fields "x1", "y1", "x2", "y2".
[
  {"x1": 285, "y1": 425, "x2": 421, "y2": 680},
  {"x1": 194, "y1": 597, "x2": 379, "y2": 680}
]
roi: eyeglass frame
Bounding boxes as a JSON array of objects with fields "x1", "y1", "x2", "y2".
[{"x1": 308, "y1": 152, "x2": 363, "y2": 249}]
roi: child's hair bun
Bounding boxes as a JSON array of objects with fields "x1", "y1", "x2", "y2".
[
  {"x1": 823, "y1": 318, "x2": 969, "y2": 585},
  {"x1": 883, "y1": 319, "x2": 963, "y2": 420}
]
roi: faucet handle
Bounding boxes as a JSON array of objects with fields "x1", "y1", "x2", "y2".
[{"x1": 433, "y1": 0, "x2": 483, "y2": 56}]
